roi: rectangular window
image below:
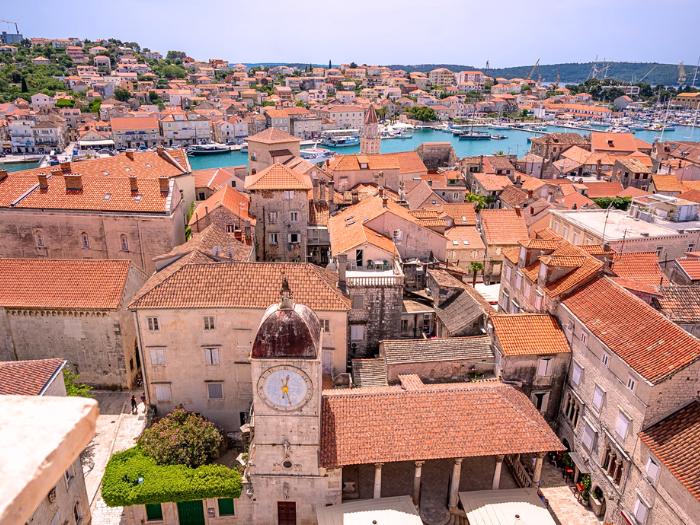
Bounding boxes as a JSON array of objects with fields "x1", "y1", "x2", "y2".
[
  {"x1": 633, "y1": 497, "x2": 649, "y2": 524},
  {"x1": 350, "y1": 324, "x2": 365, "y2": 341},
  {"x1": 204, "y1": 347, "x2": 220, "y2": 366},
  {"x1": 147, "y1": 317, "x2": 159, "y2": 331},
  {"x1": 592, "y1": 385, "x2": 605, "y2": 411},
  {"x1": 290, "y1": 211, "x2": 299, "y2": 222},
  {"x1": 537, "y1": 357, "x2": 553, "y2": 377},
  {"x1": 218, "y1": 498, "x2": 235, "y2": 516},
  {"x1": 268, "y1": 211, "x2": 278, "y2": 223},
  {"x1": 351, "y1": 295, "x2": 363, "y2": 309},
  {"x1": 269, "y1": 232, "x2": 278, "y2": 245},
  {"x1": 688, "y1": 243, "x2": 695, "y2": 253},
  {"x1": 154, "y1": 384, "x2": 171, "y2": 403},
  {"x1": 288, "y1": 233, "x2": 300, "y2": 244},
  {"x1": 655, "y1": 246, "x2": 663, "y2": 257},
  {"x1": 645, "y1": 456, "x2": 660, "y2": 484},
  {"x1": 601, "y1": 352, "x2": 609, "y2": 367},
  {"x1": 226, "y1": 224, "x2": 235, "y2": 233},
  {"x1": 149, "y1": 348, "x2": 166, "y2": 366},
  {"x1": 319, "y1": 319, "x2": 330, "y2": 332},
  {"x1": 615, "y1": 411, "x2": 631, "y2": 440},
  {"x1": 204, "y1": 316, "x2": 215, "y2": 330},
  {"x1": 355, "y1": 249, "x2": 364, "y2": 268},
  {"x1": 145, "y1": 503, "x2": 163, "y2": 521},
  {"x1": 571, "y1": 361, "x2": 583, "y2": 385},
  {"x1": 626, "y1": 376, "x2": 636, "y2": 392},
  {"x1": 535, "y1": 292, "x2": 543, "y2": 310},
  {"x1": 515, "y1": 272, "x2": 523, "y2": 290},
  {"x1": 581, "y1": 421, "x2": 597, "y2": 451},
  {"x1": 283, "y1": 190, "x2": 294, "y2": 200},
  {"x1": 504, "y1": 265, "x2": 512, "y2": 283},
  {"x1": 207, "y1": 382, "x2": 224, "y2": 399}
]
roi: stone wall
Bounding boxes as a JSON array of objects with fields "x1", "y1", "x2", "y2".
[
  {"x1": 416, "y1": 143, "x2": 457, "y2": 171},
  {"x1": 347, "y1": 284, "x2": 403, "y2": 358},
  {"x1": 249, "y1": 189, "x2": 309, "y2": 262}
]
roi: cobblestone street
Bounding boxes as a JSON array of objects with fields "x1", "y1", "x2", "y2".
[
  {"x1": 84, "y1": 391, "x2": 147, "y2": 525},
  {"x1": 539, "y1": 462, "x2": 603, "y2": 525}
]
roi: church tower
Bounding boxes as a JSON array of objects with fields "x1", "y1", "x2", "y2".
[
  {"x1": 247, "y1": 279, "x2": 341, "y2": 524},
  {"x1": 360, "y1": 104, "x2": 380, "y2": 155}
]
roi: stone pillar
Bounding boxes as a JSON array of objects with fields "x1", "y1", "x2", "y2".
[
  {"x1": 492, "y1": 455, "x2": 505, "y2": 490},
  {"x1": 533, "y1": 453, "x2": 545, "y2": 486},
  {"x1": 413, "y1": 461, "x2": 424, "y2": 505},
  {"x1": 448, "y1": 458, "x2": 463, "y2": 509},
  {"x1": 373, "y1": 463, "x2": 383, "y2": 499}
]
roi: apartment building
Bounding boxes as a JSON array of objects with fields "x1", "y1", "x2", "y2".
[{"x1": 111, "y1": 116, "x2": 161, "y2": 149}]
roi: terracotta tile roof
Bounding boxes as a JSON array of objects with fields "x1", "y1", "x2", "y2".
[
  {"x1": 155, "y1": 223, "x2": 253, "y2": 265},
  {"x1": 652, "y1": 174, "x2": 685, "y2": 193},
  {"x1": 639, "y1": 401, "x2": 700, "y2": 501},
  {"x1": 678, "y1": 189, "x2": 700, "y2": 203},
  {"x1": 328, "y1": 152, "x2": 427, "y2": 176},
  {"x1": 0, "y1": 259, "x2": 132, "y2": 310},
  {"x1": 110, "y1": 116, "x2": 159, "y2": 131},
  {"x1": 480, "y1": 209, "x2": 529, "y2": 246},
  {"x1": 381, "y1": 336, "x2": 493, "y2": 365},
  {"x1": 0, "y1": 358, "x2": 66, "y2": 396},
  {"x1": 406, "y1": 180, "x2": 445, "y2": 209},
  {"x1": 617, "y1": 186, "x2": 650, "y2": 198},
  {"x1": 561, "y1": 191, "x2": 597, "y2": 209},
  {"x1": 430, "y1": 202, "x2": 477, "y2": 226},
  {"x1": 445, "y1": 226, "x2": 485, "y2": 250},
  {"x1": 611, "y1": 252, "x2": 666, "y2": 289},
  {"x1": 653, "y1": 285, "x2": 700, "y2": 324},
  {"x1": 499, "y1": 185, "x2": 529, "y2": 208},
  {"x1": 583, "y1": 181, "x2": 624, "y2": 199},
  {"x1": 675, "y1": 257, "x2": 700, "y2": 281},
  {"x1": 320, "y1": 380, "x2": 564, "y2": 467},
  {"x1": 491, "y1": 314, "x2": 570, "y2": 356},
  {"x1": 130, "y1": 262, "x2": 350, "y2": 311},
  {"x1": 309, "y1": 202, "x2": 330, "y2": 226},
  {"x1": 410, "y1": 209, "x2": 450, "y2": 229},
  {"x1": 246, "y1": 127, "x2": 299, "y2": 144},
  {"x1": 245, "y1": 163, "x2": 312, "y2": 191},
  {"x1": 192, "y1": 166, "x2": 240, "y2": 190},
  {"x1": 351, "y1": 358, "x2": 388, "y2": 387},
  {"x1": 564, "y1": 277, "x2": 700, "y2": 384},
  {"x1": 590, "y1": 132, "x2": 644, "y2": 153},
  {"x1": 472, "y1": 173, "x2": 512, "y2": 192},
  {"x1": 189, "y1": 185, "x2": 252, "y2": 225}
]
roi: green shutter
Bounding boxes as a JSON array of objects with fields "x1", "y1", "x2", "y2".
[
  {"x1": 145, "y1": 503, "x2": 163, "y2": 521},
  {"x1": 217, "y1": 498, "x2": 235, "y2": 516}
]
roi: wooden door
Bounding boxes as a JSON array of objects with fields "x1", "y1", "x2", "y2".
[{"x1": 277, "y1": 501, "x2": 296, "y2": 525}]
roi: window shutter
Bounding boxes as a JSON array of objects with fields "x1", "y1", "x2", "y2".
[
  {"x1": 572, "y1": 362, "x2": 582, "y2": 385},
  {"x1": 616, "y1": 412, "x2": 630, "y2": 439},
  {"x1": 645, "y1": 458, "x2": 660, "y2": 483}
]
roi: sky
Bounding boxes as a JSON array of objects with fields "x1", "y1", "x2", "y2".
[{"x1": 5, "y1": 0, "x2": 699, "y2": 67}]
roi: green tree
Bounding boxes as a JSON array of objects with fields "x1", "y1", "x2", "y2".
[
  {"x1": 55, "y1": 98, "x2": 74, "y2": 108},
  {"x1": 138, "y1": 407, "x2": 223, "y2": 468},
  {"x1": 87, "y1": 98, "x2": 102, "y2": 114},
  {"x1": 166, "y1": 50, "x2": 187, "y2": 61},
  {"x1": 466, "y1": 192, "x2": 487, "y2": 211},
  {"x1": 406, "y1": 105, "x2": 437, "y2": 122},
  {"x1": 468, "y1": 261, "x2": 484, "y2": 287},
  {"x1": 114, "y1": 87, "x2": 131, "y2": 102},
  {"x1": 159, "y1": 64, "x2": 186, "y2": 79},
  {"x1": 592, "y1": 196, "x2": 631, "y2": 210},
  {"x1": 64, "y1": 369, "x2": 92, "y2": 397},
  {"x1": 349, "y1": 62, "x2": 358, "y2": 68}
]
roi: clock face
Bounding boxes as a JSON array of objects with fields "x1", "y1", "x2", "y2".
[{"x1": 257, "y1": 366, "x2": 313, "y2": 411}]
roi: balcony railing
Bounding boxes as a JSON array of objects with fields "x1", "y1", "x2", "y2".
[{"x1": 346, "y1": 274, "x2": 404, "y2": 287}]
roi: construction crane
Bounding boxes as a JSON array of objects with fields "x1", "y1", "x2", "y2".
[
  {"x1": 0, "y1": 19, "x2": 20, "y2": 34},
  {"x1": 527, "y1": 58, "x2": 540, "y2": 81},
  {"x1": 638, "y1": 64, "x2": 657, "y2": 83}
]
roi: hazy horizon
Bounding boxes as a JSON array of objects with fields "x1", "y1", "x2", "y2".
[{"x1": 5, "y1": 0, "x2": 699, "y2": 67}]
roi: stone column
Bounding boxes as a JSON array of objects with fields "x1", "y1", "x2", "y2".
[
  {"x1": 532, "y1": 453, "x2": 545, "y2": 486},
  {"x1": 413, "y1": 461, "x2": 424, "y2": 505},
  {"x1": 373, "y1": 463, "x2": 383, "y2": 499},
  {"x1": 448, "y1": 458, "x2": 463, "y2": 509},
  {"x1": 492, "y1": 455, "x2": 505, "y2": 490}
]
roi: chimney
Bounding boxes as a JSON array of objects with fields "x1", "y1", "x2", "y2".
[
  {"x1": 158, "y1": 176, "x2": 170, "y2": 194},
  {"x1": 337, "y1": 253, "x2": 348, "y2": 291},
  {"x1": 378, "y1": 186, "x2": 384, "y2": 198},
  {"x1": 37, "y1": 172, "x2": 49, "y2": 190},
  {"x1": 60, "y1": 161, "x2": 71, "y2": 174},
  {"x1": 351, "y1": 189, "x2": 359, "y2": 204},
  {"x1": 382, "y1": 195, "x2": 389, "y2": 208},
  {"x1": 125, "y1": 151, "x2": 135, "y2": 161},
  {"x1": 64, "y1": 173, "x2": 82, "y2": 191},
  {"x1": 156, "y1": 146, "x2": 165, "y2": 156},
  {"x1": 0, "y1": 169, "x2": 7, "y2": 182},
  {"x1": 129, "y1": 175, "x2": 138, "y2": 193},
  {"x1": 527, "y1": 189, "x2": 533, "y2": 199}
]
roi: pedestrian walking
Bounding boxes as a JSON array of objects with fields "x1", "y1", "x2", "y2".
[{"x1": 130, "y1": 394, "x2": 138, "y2": 414}]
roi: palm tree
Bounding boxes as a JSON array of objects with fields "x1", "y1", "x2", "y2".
[
  {"x1": 466, "y1": 192, "x2": 487, "y2": 211},
  {"x1": 468, "y1": 261, "x2": 484, "y2": 287}
]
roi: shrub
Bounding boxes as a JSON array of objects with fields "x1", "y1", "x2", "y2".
[
  {"x1": 101, "y1": 447, "x2": 242, "y2": 506},
  {"x1": 64, "y1": 369, "x2": 91, "y2": 397},
  {"x1": 138, "y1": 408, "x2": 223, "y2": 468}
]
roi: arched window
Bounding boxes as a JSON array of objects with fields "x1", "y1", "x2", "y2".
[
  {"x1": 120, "y1": 234, "x2": 129, "y2": 252},
  {"x1": 34, "y1": 230, "x2": 45, "y2": 248},
  {"x1": 80, "y1": 232, "x2": 89, "y2": 249}
]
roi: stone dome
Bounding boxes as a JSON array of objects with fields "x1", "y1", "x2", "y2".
[{"x1": 251, "y1": 279, "x2": 321, "y2": 359}]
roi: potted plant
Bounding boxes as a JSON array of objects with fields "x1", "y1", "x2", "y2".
[{"x1": 579, "y1": 474, "x2": 592, "y2": 507}]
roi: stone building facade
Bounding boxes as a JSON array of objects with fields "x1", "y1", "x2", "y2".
[
  {"x1": 247, "y1": 128, "x2": 301, "y2": 175},
  {"x1": 0, "y1": 259, "x2": 145, "y2": 389}
]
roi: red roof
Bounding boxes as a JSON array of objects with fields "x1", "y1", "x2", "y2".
[
  {"x1": 110, "y1": 116, "x2": 159, "y2": 131},
  {"x1": 320, "y1": 379, "x2": 564, "y2": 468},
  {"x1": 0, "y1": 259, "x2": 132, "y2": 310},
  {"x1": 492, "y1": 314, "x2": 571, "y2": 356},
  {"x1": 640, "y1": 401, "x2": 700, "y2": 501},
  {"x1": 0, "y1": 359, "x2": 65, "y2": 396},
  {"x1": 563, "y1": 277, "x2": 700, "y2": 384},
  {"x1": 676, "y1": 257, "x2": 700, "y2": 281},
  {"x1": 480, "y1": 209, "x2": 529, "y2": 246}
]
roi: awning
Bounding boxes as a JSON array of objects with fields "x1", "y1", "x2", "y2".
[
  {"x1": 459, "y1": 488, "x2": 557, "y2": 525},
  {"x1": 568, "y1": 451, "x2": 590, "y2": 474},
  {"x1": 78, "y1": 139, "x2": 115, "y2": 147},
  {"x1": 316, "y1": 495, "x2": 422, "y2": 525}
]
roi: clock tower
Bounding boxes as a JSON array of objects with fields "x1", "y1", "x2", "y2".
[{"x1": 248, "y1": 279, "x2": 341, "y2": 524}]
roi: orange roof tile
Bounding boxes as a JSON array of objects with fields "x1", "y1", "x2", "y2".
[
  {"x1": 480, "y1": 209, "x2": 529, "y2": 246},
  {"x1": 564, "y1": 277, "x2": 700, "y2": 384},
  {"x1": 492, "y1": 313, "x2": 571, "y2": 356},
  {"x1": 611, "y1": 252, "x2": 666, "y2": 289},
  {"x1": 320, "y1": 380, "x2": 564, "y2": 468},
  {"x1": 245, "y1": 163, "x2": 312, "y2": 191},
  {"x1": 110, "y1": 116, "x2": 159, "y2": 131},
  {"x1": 583, "y1": 181, "x2": 624, "y2": 199},
  {"x1": 0, "y1": 359, "x2": 66, "y2": 396},
  {"x1": 246, "y1": 127, "x2": 300, "y2": 144},
  {"x1": 328, "y1": 151, "x2": 427, "y2": 176},
  {"x1": 0, "y1": 259, "x2": 132, "y2": 310},
  {"x1": 652, "y1": 174, "x2": 685, "y2": 193},
  {"x1": 189, "y1": 185, "x2": 252, "y2": 225}
]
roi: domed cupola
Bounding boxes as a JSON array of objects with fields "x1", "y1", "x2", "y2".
[{"x1": 251, "y1": 277, "x2": 321, "y2": 359}]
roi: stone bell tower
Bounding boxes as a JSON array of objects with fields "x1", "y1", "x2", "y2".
[
  {"x1": 247, "y1": 278, "x2": 341, "y2": 524},
  {"x1": 360, "y1": 104, "x2": 380, "y2": 155}
]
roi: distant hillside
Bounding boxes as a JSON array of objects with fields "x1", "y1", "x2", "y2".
[{"x1": 386, "y1": 62, "x2": 687, "y2": 86}]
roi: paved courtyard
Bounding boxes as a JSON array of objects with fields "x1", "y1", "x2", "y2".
[
  {"x1": 84, "y1": 391, "x2": 147, "y2": 525},
  {"x1": 539, "y1": 462, "x2": 603, "y2": 525}
]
